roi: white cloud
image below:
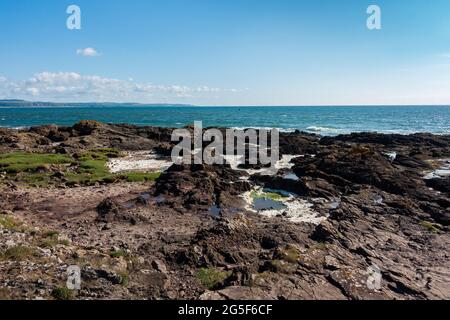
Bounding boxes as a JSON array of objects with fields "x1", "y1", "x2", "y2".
[
  {"x1": 26, "y1": 88, "x2": 40, "y2": 96},
  {"x1": 0, "y1": 72, "x2": 239, "y2": 103},
  {"x1": 76, "y1": 47, "x2": 100, "y2": 57}
]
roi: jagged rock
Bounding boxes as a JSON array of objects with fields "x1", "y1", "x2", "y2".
[
  {"x1": 73, "y1": 120, "x2": 103, "y2": 135},
  {"x1": 260, "y1": 235, "x2": 279, "y2": 249},
  {"x1": 95, "y1": 269, "x2": 123, "y2": 285},
  {"x1": 311, "y1": 221, "x2": 340, "y2": 243},
  {"x1": 293, "y1": 145, "x2": 420, "y2": 196},
  {"x1": 96, "y1": 198, "x2": 138, "y2": 225},
  {"x1": 151, "y1": 259, "x2": 168, "y2": 274},
  {"x1": 154, "y1": 164, "x2": 251, "y2": 210},
  {"x1": 426, "y1": 178, "x2": 450, "y2": 196},
  {"x1": 215, "y1": 286, "x2": 274, "y2": 300},
  {"x1": 96, "y1": 198, "x2": 122, "y2": 222}
]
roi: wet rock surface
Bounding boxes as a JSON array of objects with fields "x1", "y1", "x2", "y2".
[{"x1": 0, "y1": 122, "x2": 449, "y2": 300}]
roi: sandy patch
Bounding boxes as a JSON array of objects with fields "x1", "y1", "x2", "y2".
[{"x1": 107, "y1": 151, "x2": 173, "y2": 173}]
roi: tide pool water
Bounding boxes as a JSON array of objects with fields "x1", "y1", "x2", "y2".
[{"x1": 1, "y1": 105, "x2": 450, "y2": 136}]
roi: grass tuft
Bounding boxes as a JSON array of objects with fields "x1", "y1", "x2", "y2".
[
  {"x1": 37, "y1": 230, "x2": 70, "y2": 248},
  {"x1": 109, "y1": 249, "x2": 127, "y2": 259},
  {"x1": 275, "y1": 245, "x2": 302, "y2": 263},
  {"x1": 118, "y1": 271, "x2": 130, "y2": 286},
  {"x1": 51, "y1": 287, "x2": 74, "y2": 300},
  {"x1": 42, "y1": 230, "x2": 59, "y2": 238},
  {"x1": 197, "y1": 268, "x2": 231, "y2": 290},
  {"x1": 0, "y1": 216, "x2": 24, "y2": 231},
  {"x1": 419, "y1": 221, "x2": 442, "y2": 234},
  {"x1": 38, "y1": 238, "x2": 70, "y2": 248},
  {"x1": 0, "y1": 287, "x2": 13, "y2": 300},
  {"x1": 0, "y1": 245, "x2": 38, "y2": 261},
  {"x1": 121, "y1": 172, "x2": 161, "y2": 182}
]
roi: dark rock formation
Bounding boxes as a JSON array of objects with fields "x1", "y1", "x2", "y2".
[
  {"x1": 1, "y1": 121, "x2": 450, "y2": 300},
  {"x1": 154, "y1": 164, "x2": 251, "y2": 210}
]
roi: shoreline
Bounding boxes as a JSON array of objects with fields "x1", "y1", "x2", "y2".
[{"x1": 2, "y1": 123, "x2": 450, "y2": 137}]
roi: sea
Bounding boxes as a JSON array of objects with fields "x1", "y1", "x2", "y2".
[{"x1": 1, "y1": 105, "x2": 450, "y2": 136}]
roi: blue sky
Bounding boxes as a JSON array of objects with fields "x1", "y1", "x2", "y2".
[{"x1": 1, "y1": 0, "x2": 450, "y2": 105}]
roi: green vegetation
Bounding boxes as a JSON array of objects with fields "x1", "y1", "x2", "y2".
[
  {"x1": 266, "y1": 259, "x2": 296, "y2": 274},
  {"x1": 0, "y1": 152, "x2": 74, "y2": 173},
  {"x1": 122, "y1": 171, "x2": 161, "y2": 182},
  {"x1": 16, "y1": 173, "x2": 54, "y2": 188},
  {"x1": 312, "y1": 242, "x2": 328, "y2": 251},
  {"x1": 37, "y1": 230, "x2": 70, "y2": 248},
  {"x1": 51, "y1": 287, "x2": 74, "y2": 300},
  {"x1": 267, "y1": 245, "x2": 304, "y2": 274},
  {"x1": 250, "y1": 189, "x2": 289, "y2": 201},
  {"x1": 42, "y1": 230, "x2": 59, "y2": 238},
  {"x1": 93, "y1": 148, "x2": 122, "y2": 158},
  {"x1": 0, "y1": 149, "x2": 160, "y2": 187},
  {"x1": 275, "y1": 245, "x2": 302, "y2": 263},
  {"x1": 118, "y1": 271, "x2": 130, "y2": 286},
  {"x1": 0, "y1": 215, "x2": 24, "y2": 231},
  {"x1": 419, "y1": 221, "x2": 442, "y2": 234},
  {"x1": 251, "y1": 271, "x2": 271, "y2": 286},
  {"x1": 197, "y1": 268, "x2": 231, "y2": 290},
  {"x1": 64, "y1": 149, "x2": 116, "y2": 185},
  {"x1": 109, "y1": 249, "x2": 127, "y2": 258},
  {"x1": 0, "y1": 245, "x2": 37, "y2": 261},
  {"x1": 38, "y1": 238, "x2": 70, "y2": 248},
  {"x1": 0, "y1": 287, "x2": 12, "y2": 300}
]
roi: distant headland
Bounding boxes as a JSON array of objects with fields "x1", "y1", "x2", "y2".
[{"x1": 0, "y1": 100, "x2": 194, "y2": 107}]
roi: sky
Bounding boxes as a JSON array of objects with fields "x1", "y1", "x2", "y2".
[{"x1": 1, "y1": 0, "x2": 450, "y2": 105}]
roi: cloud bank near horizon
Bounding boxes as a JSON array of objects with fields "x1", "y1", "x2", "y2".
[{"x1": 0, "y1": 72, "x2": 240, "y2": 103}]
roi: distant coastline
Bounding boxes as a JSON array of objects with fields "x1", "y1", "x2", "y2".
[
  {"x1": 0, "y1": 100, "x2": 194, "y2": 108},
  {"x1": 2, "y1": 100, "x2": 450, "y2": 108}
]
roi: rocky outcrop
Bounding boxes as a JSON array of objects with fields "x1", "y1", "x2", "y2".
[
  {"x1": 154, "y1": 164, "x2": 251, "y2": 211},
  {"x1": 0, "y1": 122, "x2": 449, "y2": 300}
]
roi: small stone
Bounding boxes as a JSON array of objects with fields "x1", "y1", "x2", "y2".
[
  {"x1": 137, "y1": 256, "x2": 145, "y2": 264},
  {"x1": 140, "y1": 269, "x2": 152, "y2": 275},
  {"x1": 324, "y1": 255, "x2": 340, "y2": 270},
  {"x1": 101, "y1": 223, "x2": 112, "y2": 231},
  {"x1": 5, "y1": 240, "x2": 16, "y2": 248},
  {"x1": 200, "y1": 291, "x2": 223, "y2": 300},
  {"x1": 151, "y1": 259, "x2": 168, "y2": 274}
]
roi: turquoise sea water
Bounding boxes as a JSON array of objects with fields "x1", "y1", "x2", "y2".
[{"x1": 1, "y1": 105, "x2": 450, "y2": 136}]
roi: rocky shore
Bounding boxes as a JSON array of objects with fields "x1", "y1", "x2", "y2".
[{"x1": 0, "y1": 120, "x2": 449, "y2": 300}]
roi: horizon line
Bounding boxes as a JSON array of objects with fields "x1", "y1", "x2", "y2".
[{"x1": 1, "y1": 100, "x2": 450, "y2": 108}]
